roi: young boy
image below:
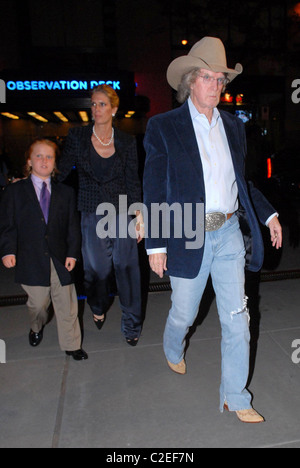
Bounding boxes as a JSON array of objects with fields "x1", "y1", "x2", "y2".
[{"x1": 0, "y1": 139, "x2": 88, "y2": 361}]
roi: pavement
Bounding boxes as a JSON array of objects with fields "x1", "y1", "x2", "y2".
[{"x1": 1, "y1": 218, "x2": 300, "y2": 448}]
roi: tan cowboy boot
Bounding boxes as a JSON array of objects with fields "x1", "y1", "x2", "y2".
[
  {"x1": 224, "y1": 402, "x2": 264, "y2": 423},
  {"x1": 167, "y1": 359, "x2": 186, "y2": 375}
]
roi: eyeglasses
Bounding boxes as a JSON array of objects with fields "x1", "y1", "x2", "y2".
[{"x1": 198, "y1": 74, "x2": 229, "y2": 86}]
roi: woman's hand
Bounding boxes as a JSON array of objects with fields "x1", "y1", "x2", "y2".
[{"x1": 135, "y1": 211, "x2": 145, "y2": 243}]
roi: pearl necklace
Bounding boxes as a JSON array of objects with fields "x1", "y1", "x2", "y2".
[{"x1": 93, "y1": 125, "x2": 114, "y2": 146}]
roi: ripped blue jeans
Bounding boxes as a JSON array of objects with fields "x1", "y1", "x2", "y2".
[{"x1": 164, "y1": 214, "x2": 252, "y2": 411}]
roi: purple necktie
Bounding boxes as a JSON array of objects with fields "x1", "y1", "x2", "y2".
[{"x1": 40, "y1": 181, "x2": 50, "y2": 223}]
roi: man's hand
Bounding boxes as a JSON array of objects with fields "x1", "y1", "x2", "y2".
[
  {"x1": 2, "y1": 255, "x2": 16, "y2": 269},
  {"x1": 149, "y1": 253, "x2": 167, "y2": 278},
  {"x1": 268, "y1": 216, "x2": 282, "y2": 249}
]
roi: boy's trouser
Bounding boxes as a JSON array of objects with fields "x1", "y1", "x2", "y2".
[{"x1": 22, "y1": 260, "x2": 81, "y2": 351}]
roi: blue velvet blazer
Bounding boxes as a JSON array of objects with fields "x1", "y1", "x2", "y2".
[{"x1": 143, "y1": 101, "x2": 276, "y2": 278}]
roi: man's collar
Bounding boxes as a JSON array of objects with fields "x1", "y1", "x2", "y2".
[{"x1": 188, "y1": 97, "x2": 220, "y2": 124}]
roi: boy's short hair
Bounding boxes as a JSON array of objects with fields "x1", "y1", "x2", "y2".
[{"x1": 24, "y1": 138, "x2": 60, "y2": 177}]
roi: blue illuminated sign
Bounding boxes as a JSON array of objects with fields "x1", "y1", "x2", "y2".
[{"x1": 6, "y1": 80, "x2": 121, "y2": 92}]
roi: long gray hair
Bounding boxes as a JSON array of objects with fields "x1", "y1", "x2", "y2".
[
  {"x1": 176, "y1": 68, "x2": 228, "y2": 103},
  {"x1": 177, "y1": 68, "x2": 201, "y2": 103}
]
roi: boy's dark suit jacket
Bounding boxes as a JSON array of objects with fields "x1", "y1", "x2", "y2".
[
  {"x1": 0, "y1": 177, "x2": 81, "y2": 286},
  {"x1": 143, "y1": 102, "x2": 277, "y2": 279}
]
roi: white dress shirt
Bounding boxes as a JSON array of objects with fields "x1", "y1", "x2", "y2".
[
  {"x1": 31, "y1": 174, "x2": 51, "y2": 200},
  {"x1": 188, "y1": 97, "x2": 239, "y2": 215}
]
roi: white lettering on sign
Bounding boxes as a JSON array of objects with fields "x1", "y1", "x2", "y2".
[{"x1": 6, "y1": 80, "x2": 121, "y2": 92}]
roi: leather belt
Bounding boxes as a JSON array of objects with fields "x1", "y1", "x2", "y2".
[{"x1": 205, "y1": 212, "x2": 234, "y2": 232}]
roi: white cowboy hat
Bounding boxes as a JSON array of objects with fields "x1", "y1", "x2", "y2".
[{"x1": 167, "y1": 36, "x2": 243, "y2": 90}]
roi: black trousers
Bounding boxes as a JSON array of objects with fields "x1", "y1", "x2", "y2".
[{"x1": 81, "y1": 212, "x2": 142, "y2": 339}]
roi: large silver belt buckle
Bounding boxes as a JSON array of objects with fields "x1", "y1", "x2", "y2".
[{"x1": 205, "y1": 212, "x2": 226, "y2": 232}]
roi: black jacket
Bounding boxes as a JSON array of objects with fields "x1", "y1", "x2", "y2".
[
  {"x1": 0, "y1": 177, "x2": 81, "y2": 286},
  {"x1": 58, "y1": 125, "x2": 142, "y2": 213}
]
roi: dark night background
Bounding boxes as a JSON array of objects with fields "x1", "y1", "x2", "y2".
[{"x1": 1, "y1": 0, "x2": 300, "y2": 234}]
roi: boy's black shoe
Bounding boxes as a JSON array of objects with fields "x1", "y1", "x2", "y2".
[
  {"x1": 29, "y1": 328, "x2": 44, "y2": 347},
  {"x1": 65, "y1": 349, "x2": 88, "y2": 361}
]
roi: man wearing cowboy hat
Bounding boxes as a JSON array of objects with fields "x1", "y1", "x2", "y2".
[{"x1": 143, "y1": 37, "x2": 282, "y2": 423}]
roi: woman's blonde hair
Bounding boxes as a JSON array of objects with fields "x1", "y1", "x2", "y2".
[{"x1": 91, "y1": 84, "x2": 120, "y2": 109}]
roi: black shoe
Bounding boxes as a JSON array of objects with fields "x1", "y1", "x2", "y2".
[
  {"x1": 93, "y1": 314, "x2": 105, "y2": 330},
  {"x1": 29, "y1": 328, "x2": 44, "y2": 347},
  {"x1": 126, "y1": 338, "x2": 139, "y2": 347},
  {"x1": 66, "y1": 349, "x2": 88, "y2": 361}
]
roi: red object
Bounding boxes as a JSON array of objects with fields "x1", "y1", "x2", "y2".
[{"x1": 267, "y1": 158, "x2": 272, "y2": 179}]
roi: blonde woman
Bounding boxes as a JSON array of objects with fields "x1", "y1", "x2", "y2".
[{"x1": 59, "y1": 85, "x2": 143, "y2": 346}]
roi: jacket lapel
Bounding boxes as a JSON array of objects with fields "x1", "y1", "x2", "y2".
[
  {"x1": 79, "y1": 125, "x2": 96, "y2": 179},
  {"x1": 172, "y1": 102, "x2": 204, "y2": 179},
  {"x1": 48, "y1": 180, "x2": 57, "y2": 224},
  {"x1": 25, "y1": 176, "x2": 43, "y2": 209},
  {"x1": 219, "y1": 110, "x2": 243, "y2": 176},
  {"x1": 171, "y1": 104, "x2": 244, "y2": 183}
]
